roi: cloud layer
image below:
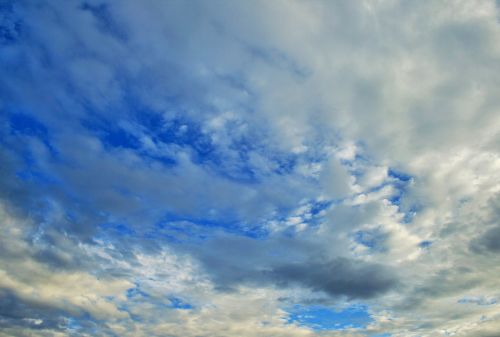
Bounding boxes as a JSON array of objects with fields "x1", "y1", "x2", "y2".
[{"x1": 1, "y1": 0, "x2": 500, "y2": 336}]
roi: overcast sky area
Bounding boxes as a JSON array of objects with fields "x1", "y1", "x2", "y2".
[{"x1": 1, "y1": 1, "x2": 500, "y2": 336}]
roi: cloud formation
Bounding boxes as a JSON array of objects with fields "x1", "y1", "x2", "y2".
[{"x1": 1, "y1": 0, "x2": 500, "y2": 336}]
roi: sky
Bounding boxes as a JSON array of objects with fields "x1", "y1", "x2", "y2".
[{"x1": 0, "y1": 1, "x2": 500, "y2": 336}]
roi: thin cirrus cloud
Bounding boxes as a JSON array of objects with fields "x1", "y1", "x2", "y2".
[{"x1": 1, "y1": 1, "x2": 500, "y2": 336}]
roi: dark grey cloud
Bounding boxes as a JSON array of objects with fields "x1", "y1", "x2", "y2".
[
  {"x1": 471, "y1": 225, "x2": 500, "y2": 253},
  {"x1": 191, "y1": 234, "x2": 398, "y2": 299},
  {"x1": 269, "y1": 257, "x2": 398, "y2": 299},
  {"x1": 470, "y1": 194, "x2": 500, "y2": 254},
  {"x1": 0, "y1": 290, "x2": 67, "y2": 332}
]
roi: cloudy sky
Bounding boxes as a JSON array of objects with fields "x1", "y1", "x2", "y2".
[{"x1": 1, "y1": 1, "x2": 500, "y2": 336}]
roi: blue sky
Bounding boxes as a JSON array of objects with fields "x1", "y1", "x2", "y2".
[{"x1": 1, "y1": 1, "x2": 500, "y2": 336}]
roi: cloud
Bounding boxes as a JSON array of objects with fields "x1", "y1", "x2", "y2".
[
  {"x1": 270, "y1": 258, "x2": 397, "y2": 299},
  {"x1": 472, "y1": 225, "x2": 500, "y2": 253},
  {"x1": 1, "y1": 0, "x2": 500, "y2": 336},
  {"x1": 189, "y1": 233, "x2": 397, "y2": 299}
]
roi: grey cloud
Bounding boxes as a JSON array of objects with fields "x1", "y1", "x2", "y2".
[
  {"x1": 403, "y1": 268, "x2": 481, "y2": 310},
  {"x1": 0, "y1": 290, "x2": 67, "y2": 332},
  {"x1": 269, "y1": 257, "x2": 397, "y2": 299},
  {"x1": 471, "y1": 225, "x2": 500, "y2": 254},
  {"x1": 191, "y1": 234, "x2": 398, "y2": 299},
  {"x1": 470, "y1": 194, "x2": 500, "y2": 254}
]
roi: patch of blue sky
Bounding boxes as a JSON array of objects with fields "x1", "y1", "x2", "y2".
[
  {"x1": 153, "y1": 213, "x2": 270, "y2": 241},
  {"x1": 133, "y1": 110, "x2": 194, "y2": 147},
  {"x1": 65, "y1": 313, "x2": 100, "y2": 336},
  {"x1": 101, "y1": 126, "x2": 142, "y2": 150},
  {"x1": 15, "y1": 168, "x2": 59, "y2": 186},
  {"x1": 383, "y1": 167, "x2": 423, "y2": 225},
  {"x1": 126, "y1": 285, "x2": 150, "y2": 299},
  {"x1": 286, "y1": 304, "x2": 373, "y2": 331},
  {"x1": 272, "y1": 154, "x2": 299, "y2": 176},
  {"x1": 309, "y1": 200, "x2": 332, "y2": 216},
  {"x1": 224, "y1": 143, "x2": 299, "y2": 181},
  {"x1": 354, "y1": 227, "x2": 388, "y2": 252},
  {"x1": 388, "y1": 168, "x2": 413, "y2": 182},
  {"x1": 168, "y1": 296, "x2": 193, "y2": 310},
  {"x1": 143, "y1": 227, "x2": 195, "y2": 245},
  {"x1": 8, "y1": 109, "x2": 59, "y2": 156},
  {"x1": 66, "y1": 317, "x2": 83, "y2": 332},
  {"x1": 126, "y1": 97, "x2": 217, "y2": 160},
  {"x1": 80, "y1": 86, "x2": 300, "y2": 184},
  {"x1": 123, "y1": 91, "x2": 303, "y2": 183},
  {"x1": 207, "y1": 128, "x2": 298, "y2": 182},
  {"x1": 387, "y1": 192, "x2": 402, "y2": 206},
  {"x1": 278, "y1": 200, "x2": 333, "y2": 235},
  {"x1": 9, "y1": 112, "x2": 48, "y2": 138},
  {"x1": 80, "y1": 112, "x2": 138, "y2": 149},
  {"x1": 401, "y1": 204, "x2": 420, "y2": 224},
  {"x1": 419, "y1": 240, "x2": 432, "y2": 248},
  {"x1": 126, "y1": 285, "x2": 193, "y2": 312},
  {"x1": 387, "y1": 168, "x2": 413, "y2": 204},
  {"x1": 82, "y1": 100, "x2": 230, "y2": 170},
  {"x1": 387, "y1": 187, "x2": 403, "y2": 206},
  {"x1": 210, "y1": 142, "x2": 261, "y2": 183},
  {"x1": 98, "y1": 222, "x2": 136, "y2": 237},
  {"x1": 82, "y1": 115, "x2": 179, "y2": 169},
  {"x1": 8, "y1": 143, "x2": 60, "y2": 187}
]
